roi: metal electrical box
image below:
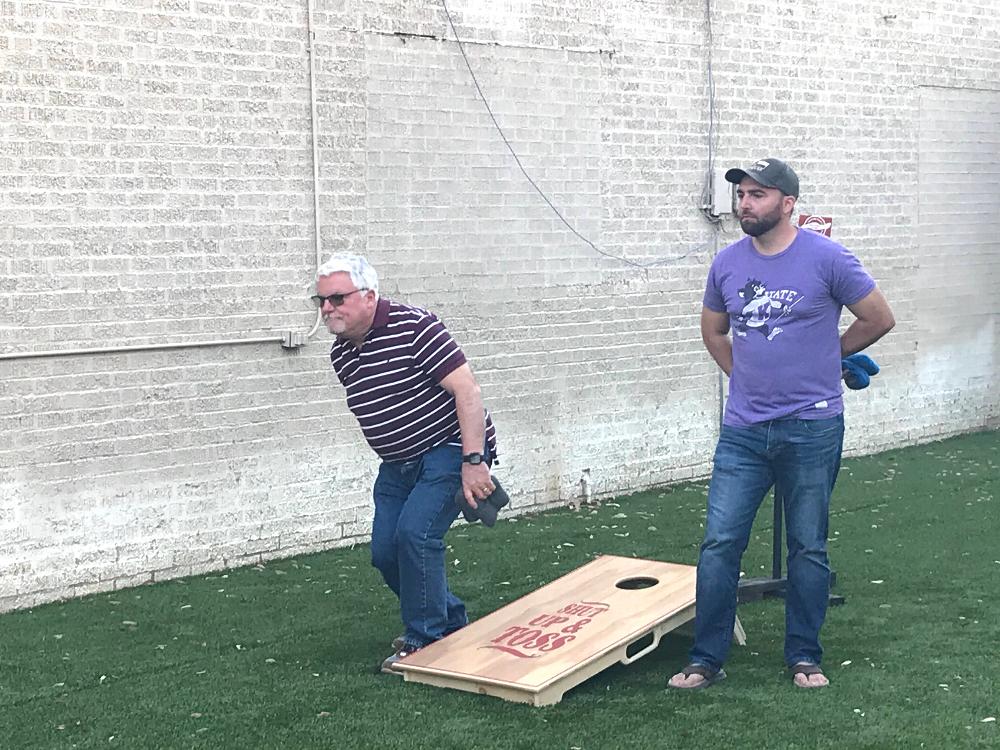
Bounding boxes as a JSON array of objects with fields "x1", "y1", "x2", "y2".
[{"x1": 710, "y1": 168, "x2": 734, "y2": 215}]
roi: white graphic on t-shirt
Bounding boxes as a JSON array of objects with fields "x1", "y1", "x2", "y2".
[{"x1": 734, "y1": 278, "x2": 802, "y2": 342}]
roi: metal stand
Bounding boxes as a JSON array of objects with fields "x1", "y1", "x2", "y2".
[{"x1": 737, "y1": 490, "x2": 845, "y2": 606}]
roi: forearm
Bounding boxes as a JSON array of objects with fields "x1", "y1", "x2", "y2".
[
  {"x1": 453, "y1": 381, "x2": 486, "y2": 455},
  {"x1": 840, "y1": 319, "x2": 893, "y2": 357},
  {"x1": 704, "y1": 333, "x2": 733, "y2": 376},
  {"x1": 438, "y1": 363, "x2": 493, "y2": 506},
  {"x1": 842, "y1": 287, "x2": 895, "y2": 357}
]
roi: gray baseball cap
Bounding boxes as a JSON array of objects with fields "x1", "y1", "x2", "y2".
[{"x1": 725, "y1": 158, "x2": 800, "y2": 197}]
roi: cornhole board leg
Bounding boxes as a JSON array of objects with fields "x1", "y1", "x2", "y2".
[
  {"x1": 734, "y1": 615, "x2": 746, "y2": 646},
  {"x1": 403, "y1": 670, "x2": 565, "y2": 707}
]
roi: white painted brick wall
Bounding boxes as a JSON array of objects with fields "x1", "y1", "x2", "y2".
[
  {"x1": 0, "y1": 0, "x2": 997, "y2": 612},
  {"x1": 910, "y1": 86, "x2": 999, "y2": 435}
]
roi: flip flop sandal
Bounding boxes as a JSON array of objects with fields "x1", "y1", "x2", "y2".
[
  {"x1": 668, "y1": 663, "x2": 727, "y2": 690},
  {"x1": 790, "y1": 662, "x2": 828, "y2": 688}
]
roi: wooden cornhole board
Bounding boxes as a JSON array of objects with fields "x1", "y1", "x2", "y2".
[{"x1": 396, "y1": 555, "x2": 746, "y2": 706}]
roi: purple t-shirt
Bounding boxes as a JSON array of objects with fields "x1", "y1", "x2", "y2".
[{"x1": 703, "y1": 229, "x2": 876, "y2": 427}]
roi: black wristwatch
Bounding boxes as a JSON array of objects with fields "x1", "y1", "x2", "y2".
[{"x1": 462, "y1": 452, "x2": 485, "y2": 465}]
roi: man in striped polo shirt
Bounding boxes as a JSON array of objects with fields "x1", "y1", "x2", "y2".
[{"x1": 314, "y1": 254, "x2": 498, "y2": 675}]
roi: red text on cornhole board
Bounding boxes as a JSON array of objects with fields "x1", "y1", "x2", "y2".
[{"x1": 480, "y1": 600, "x2": 610, "y2": 658}]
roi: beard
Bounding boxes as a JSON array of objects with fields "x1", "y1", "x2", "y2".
[
  {"x1": 324, "y1": 315, "x2": 347, "y2": 335},
  {"x1": 740, "y1": 205, "x2": 784, "y2": 237}
]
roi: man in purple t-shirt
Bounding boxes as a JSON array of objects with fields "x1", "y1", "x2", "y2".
[{"x1": 669, "y1": 158, "x2": 895, "y2": 690}]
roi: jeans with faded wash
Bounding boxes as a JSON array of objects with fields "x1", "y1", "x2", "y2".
[
  {"x1": 371, "y1": 443, "x2": 469, "y2": 648},
  {"x1": 689, "y1": 414, "x2": 845, "y2": 671}
]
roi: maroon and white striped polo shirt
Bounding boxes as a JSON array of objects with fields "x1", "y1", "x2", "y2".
[{"x1": 329, "y1": 297, "x2": 498, "y2": 463}]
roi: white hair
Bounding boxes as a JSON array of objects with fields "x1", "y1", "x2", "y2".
[{"x1": 316, "y1": 254, "x2": 379, "y2": 296}]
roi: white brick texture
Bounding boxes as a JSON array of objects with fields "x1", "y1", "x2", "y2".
[{"x1": 1, "y1": 0, "x2": 997, "y2": 612}]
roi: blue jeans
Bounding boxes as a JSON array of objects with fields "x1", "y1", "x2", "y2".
[
  {"x1": 689, "y1": 414, "x2": 845, "y2": 670},
  {"x1": 371, "y1": 443, "x2": 468, "y2": 648}
]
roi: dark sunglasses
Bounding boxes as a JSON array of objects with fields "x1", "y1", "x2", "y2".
[{"x1": 310, "y1": 289, "x2": 365, "y2": 308}]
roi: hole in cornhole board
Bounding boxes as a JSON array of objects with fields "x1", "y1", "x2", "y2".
[{"x1": 615, "y1": 576, "x2": 659, "y2": 590}]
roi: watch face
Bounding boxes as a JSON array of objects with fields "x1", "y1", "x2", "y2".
[{"x1": 463, "y1": 453, "x2": 483, "y2": 464}]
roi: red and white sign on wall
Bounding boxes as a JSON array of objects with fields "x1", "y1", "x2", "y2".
[{"x1": 798, "y1": 214, "x2": 833, "y2": 237}]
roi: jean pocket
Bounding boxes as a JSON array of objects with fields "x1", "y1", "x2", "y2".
[
  {"x1": 419, "y1": 444, "x2": 463, "y2": 482},
  {"x1": 799, "y1": 415, "x2": 844, "y2": 434}
]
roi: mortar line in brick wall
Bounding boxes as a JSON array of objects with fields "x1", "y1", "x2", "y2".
[
  {"x1": 916, "y1": 82, "x2": 1000, "y2": 93},
  {"x1": 367, "y1": 27, "x2": 621, "y2": 56}
]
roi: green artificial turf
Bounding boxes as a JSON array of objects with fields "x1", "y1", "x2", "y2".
[{"x1": 2, "y1": 430, "x2": 997, "y2": 749}]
